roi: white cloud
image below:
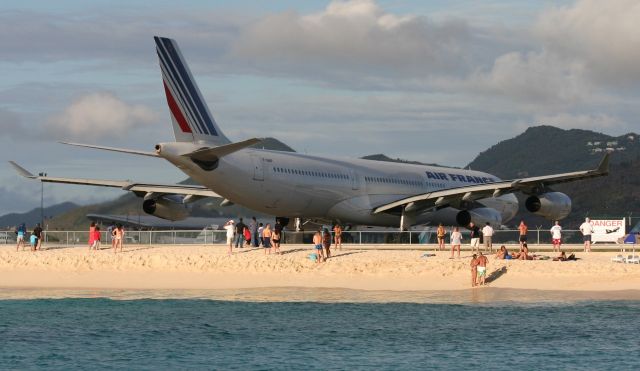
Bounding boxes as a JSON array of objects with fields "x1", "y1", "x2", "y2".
[
  {"x1": 230, "y1": 0, "x2": 478, "y2": 84},
  {"x1": 45, "y1": 92, "x2": 156, "y2": 141},
  {"x1": 461, "y1": 50, "x2": 591, "y2": 106},
  {"x1": 535, "y1": 0, "x2": 640, "y2": 85}
]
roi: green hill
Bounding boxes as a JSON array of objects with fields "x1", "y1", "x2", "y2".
[{"x1": 467, "y1": 126, "x2": 640, "y2": 227}]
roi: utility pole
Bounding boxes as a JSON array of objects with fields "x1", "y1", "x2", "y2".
[{"x1": 39, "y1": 172, "x2": 46, "y2": 227}]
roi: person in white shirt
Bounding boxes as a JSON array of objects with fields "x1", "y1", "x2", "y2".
[
  {"x1": 450, "y1": 227, "x2": 462, "y2": 259},
  {"x1": 550, "y1": 220, "x2": 562, "y2": 252},
  {"x1": 224, "y1": 220, "x2": 235, "y2": 255},
  {"x1": 579, "y1": 217, "x2": 594, "y2": 252},
  {"x1": 481, "y1": 222, "x2": 494, "y2": 252}
]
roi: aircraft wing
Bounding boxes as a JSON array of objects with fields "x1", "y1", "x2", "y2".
[
  {"x1": 373, "y1": 153, "x2": 609, "y2": 214},
  {"x1": 8, "y1": 161, "x2": 220, "y2": 198}
]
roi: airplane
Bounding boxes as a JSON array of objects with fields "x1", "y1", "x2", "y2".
[{"x1": 9, "y1": 36, "x2": 610, "y2": 231}]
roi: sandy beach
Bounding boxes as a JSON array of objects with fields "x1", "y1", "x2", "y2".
[{"x1": 1, "y1": 243, "x2": 640, "y2": 295}]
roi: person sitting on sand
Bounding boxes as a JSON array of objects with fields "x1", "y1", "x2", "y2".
[
  {"x1": 553, "y1": 251, "x2": 567, "y2": 261},
  {"x1": 312, "y1": 230, "x2": 324, "y2": 263},
  {"x1": 470, "y1": 254, "x2": 478, "y2": 287},
  {"x1": 518, "y1": 244, "x2": 531, "y2": 260},
  {"x1": 476, "y1": 252, "x2": 488, "y2": 286},
  {"x1": 495, "y1": 245, "x2": 508, "y2": 259}
]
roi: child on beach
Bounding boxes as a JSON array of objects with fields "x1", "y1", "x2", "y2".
[
  {"x1": 313, "y1": 230, "x2": 324, "y2": 263},
  {"x1": 29, "y1": 233, "x2": 38, "y2": 251},
  {"x1": 90, "y1": 226, "x2": 101, "y2": 250}
]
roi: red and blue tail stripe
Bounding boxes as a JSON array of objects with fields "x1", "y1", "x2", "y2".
[{"x1": 155, "y1": 36, "x2": 229, "y2": 144}]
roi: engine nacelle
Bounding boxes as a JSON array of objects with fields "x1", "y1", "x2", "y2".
[
  {"x1": 456, "y1": 207, "x2": 502, "y2": 227},
  {"x1": 525, "y1": 192, "x2": 571, "y2": 220},
  {"x1": 142, "y1": 197, "x2": 189, "y2": 221}
]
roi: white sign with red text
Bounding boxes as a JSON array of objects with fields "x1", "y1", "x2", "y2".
[{"x1": 590, "y1": 219, "x2": 625, "y2": 243}]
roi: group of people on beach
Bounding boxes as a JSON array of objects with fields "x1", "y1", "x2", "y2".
[
  {"x1": 312, "y1": 227, "x2": 342, "y2": 263},
  {"x1": 222, "y1": 217, "x2": 344, "y2": 261},
  {"x1": 87, "y1": 222, "x2": 125, "y2": 253},
  {"x1": 14, "y1": 222, "x2": 43, "y2": 251},
  {"x1": 223, "y1": 217, "x2": 284, "y2": 255},
  {"x1": 438, "y1": 217, "x2": 597, "y2": 259},
  {"x1": 470, "y1": 252, "x2": 488, "y2": 287}
]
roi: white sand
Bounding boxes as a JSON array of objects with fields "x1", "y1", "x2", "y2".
[{"x1": 1, "y1": 244, "x2": 639, "y2": 293}]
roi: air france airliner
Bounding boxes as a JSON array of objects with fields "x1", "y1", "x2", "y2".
[{"x1": 10, "y1": 37, "x2": 609, "y2": 230}]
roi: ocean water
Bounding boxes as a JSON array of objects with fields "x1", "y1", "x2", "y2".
[{"x1": 1, "y1": 290, "x2": 639, "y2": 370}]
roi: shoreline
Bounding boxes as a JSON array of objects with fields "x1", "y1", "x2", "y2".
[{"x1": 1, "y1": 244, "x2": 639, "y2": 299}]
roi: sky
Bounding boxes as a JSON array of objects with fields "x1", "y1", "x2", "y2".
[{"x1": 1, "y1": 0, "x2": 639, "y2": 214}]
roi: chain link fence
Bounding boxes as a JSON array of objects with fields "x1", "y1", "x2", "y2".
[{"x1": 0, "y1": 228, "x2": 619, "y2": 246}]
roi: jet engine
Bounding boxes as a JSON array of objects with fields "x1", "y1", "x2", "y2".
[
  {"x1": 142, "y1": 197, "x2": 189, "y2": 221},
  {"x1": 525, "y1": 192, "x2": 571, "y2": 220},
  {"x1": 456, "y1": 207, "x2": 502, "y2": 227}
]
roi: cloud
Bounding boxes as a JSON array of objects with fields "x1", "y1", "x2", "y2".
[
  {"x1": 458, "y1": 50, "x2": 591, "y2": 107},
  {"x1": 45, "y1": 92, "x2": 156, "y2": 141},
  {"x1": 0, "y1": 109, "x2": 28, "y2": 140},
  {"x1": 535, "y1": 0, "x2": 640, "y2": 85},
  {"x1": 229, "y1": 0, "x2": 484, "y2": 86}
]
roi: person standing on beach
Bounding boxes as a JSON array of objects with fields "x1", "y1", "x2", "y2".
[
  {"x1": 89, "y1": 222, "x2": 96, "y2": 248},
  {"x1": 272, "y1": 227, "x2": 281, "y2": 254},
  {"x1": 234, "y1": 218, "x2": 246, "y2": 249},
  {"x1": 249, "y1": 217, "x2": 258, "y2": 247},
  {"x1": 469, "y1": 222, "x2": 480, "y2": 253},
  {"x1": 258, "y1": 223, "x2": 264, "y2": 247},
  {"x1": 333, "y1": 224, "x2": 343, "y2": 251},
  {"x1": 91, "y1": 226, "x2": 101, "y2": 250},
  {"x1": 580, "y1": 217, "x2": 594, "y2": 252},
  {"x1": 470, "y1": 254, "x2": 478, "y2": 287},
  {"x1": 450, "y1": 227, "x2": 462, "y2": 259},
  {"x1": 223, "y1": 220, "x2": 234, "y2": 255},
  {"x1": 89, "y1": 222, "x2": 96, "y2": 250},
  {"x1": 482, "y1": 222, "x2": 494, "y2": 252},
  {"x1": 436, "y1": 223, "x2": 445, "y2": 251},
  {"x1": 476, "y1": 252, "x2": 488, "y2": 286},
  {"x1": 15, "y1": 223, "x2": 26, "y2": 251},
  {"x1": 113, "y1": 224, "x2": 124, "y2": 253},
  {"x1": 550, "y1": 220, "x2": 562, "y2": 252},
  {"x1": 263, "y1": 223, "x2": 272, "y2": 254},
  {"x1": 312, "y1": 230, "x2": 324, "y2": 263},
  {"x1": 518, "y1": 220, "x2": 528, "y2": 249},
  {"x1": 33, "y1": 223, "x2": 43, "y2": 251},
  {"x1": 323, "y1": 228, "x2": 332, "y2": 259}
]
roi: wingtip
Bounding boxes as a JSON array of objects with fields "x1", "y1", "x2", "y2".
[
  {"x1": 597, "y1": 152, "x2": 610, "y2": 174},
  {"x1": 8, "y1": 161, "x2": 36, "y2": 178}
]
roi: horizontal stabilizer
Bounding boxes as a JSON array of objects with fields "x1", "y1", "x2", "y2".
[
  {"x1": 59, "y1": 142, "x2": 159, "y2": 157},
  {"x1": 185, "y1": 138, "x2": 262, "y2": 161},
  {"x1": 8, "y1": 161, "x2": 37, "y2": 179},
  {"x1": 8, "y1": 161, "x2": 220, "y2": 198}
]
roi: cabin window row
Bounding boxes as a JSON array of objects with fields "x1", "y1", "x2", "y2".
[
  {"x1": 364, "y1": 176, "x2": 421, "y2": 186},
  {"x1": 273, "y1": 167, "x2": 348, "y2": 179}
]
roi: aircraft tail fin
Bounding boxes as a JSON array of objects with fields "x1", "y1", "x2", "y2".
[{"x1": 154, "y1": 36, "x2": 230, "y2": 145}]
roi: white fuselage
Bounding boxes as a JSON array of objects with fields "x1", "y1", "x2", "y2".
[{"x1": 158, "y1": 143, "x2": 518, "y2": 227}]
